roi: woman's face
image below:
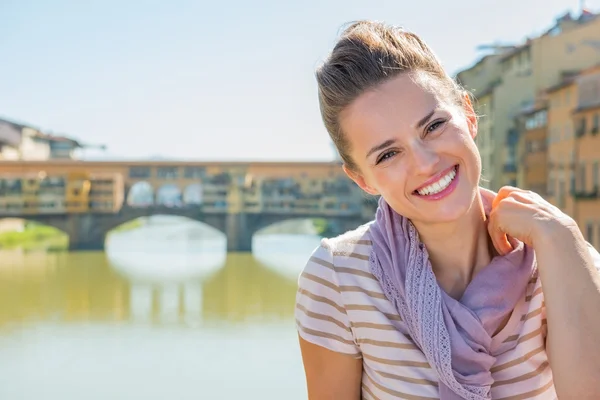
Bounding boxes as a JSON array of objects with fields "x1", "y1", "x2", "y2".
[{"x1": 340, "y1": 72, "x2": 481, "y2": 226}]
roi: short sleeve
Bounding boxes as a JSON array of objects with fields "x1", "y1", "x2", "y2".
[
  {"x1": 586, "y1": 242, "x2": 600, "y2": 272},
  {"x1": 295, "y1": 239, "x2": 361, "y2": 358}
]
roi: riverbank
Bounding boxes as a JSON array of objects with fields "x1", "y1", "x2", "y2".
[{"x1": 0, "y1": 222, "x2": 68, "y2": 251}]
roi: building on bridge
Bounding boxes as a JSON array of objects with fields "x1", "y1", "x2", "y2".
[
  {"x1": 0, "y1": 160, "x2": 378, "y2": 251},
  {"x1": 0, "y1": 117, "x2": 105, "y2": 161}
]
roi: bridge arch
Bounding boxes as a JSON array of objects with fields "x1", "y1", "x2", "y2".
[
  {"x1": 252, "y1": 217, "x2": 332, "y2": 237},
  {"x1": 183, "y1": 183, "x2": 203, "y2": 205},
  {"x1": 104, "y1": 210, "x2": 227, "y2": 238},
  {"x1": 127, "y1": 181, "x2": 154, "y2": 207},
  {"x1": 242, "y1": 213, "x2": 366, "y2": 251}
]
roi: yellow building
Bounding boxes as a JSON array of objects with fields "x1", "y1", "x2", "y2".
[
  {"x1": 460, "y1": 42, "x2": 535, "y2": 190},
  {"x1": 457, "y1": 11, "x2": 600, "y2": 191},
  {"x1": 65, "y1": 172, "x2": 91, "y2": 213},
  {"x1": 474, "y1": 89, "x2": 495, "y2": 188},
  {"x1": 501, "y1": 44, "x2": 538, "y2": 188},
  {"x1": 89, "y1": 173, "x2": 125, "y2": 213},
  {"x1": 531, "y1": 11, "x2": 600, "y2": 93}
]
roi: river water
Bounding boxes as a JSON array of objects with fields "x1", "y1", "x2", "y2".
[{"x1": 0, "y1": 216, "x2": 321, "y2": 399}]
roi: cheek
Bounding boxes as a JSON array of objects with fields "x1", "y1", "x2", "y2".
[
  {"x1": 458, "y1": 134, "x2": 482, "y2": 176},
  {"x1": 372, "y1": 167, "x2": 409, "y2": 197}
]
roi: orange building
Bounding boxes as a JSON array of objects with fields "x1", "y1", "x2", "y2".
[
  {"x1": 572, "y1": 65, "x2": 600, "y2": 248},
  {"x1": 546, "y1": 76, "x2": 578, "y2": 216},
  {"x1": 544, "y1": 64, "x2": 600, "y2": 247}
]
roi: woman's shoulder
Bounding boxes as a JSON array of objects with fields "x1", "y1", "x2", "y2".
[
  {"x1": 300, "y1": 222, "x2": 375, "y2": 281},
  {"x1": 586, "y1": 242, "x2": 600, "y2": 272},
  {"x1": 294, "y1": 223, "x2": 375, "y2": 357}
]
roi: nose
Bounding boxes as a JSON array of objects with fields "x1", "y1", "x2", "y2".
[{"x1": 409, "y1": 142, "x2": 440, "y2": 176}]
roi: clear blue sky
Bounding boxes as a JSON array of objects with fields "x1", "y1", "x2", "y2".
[{"x1": 1, "y1": 0, "x2": 598, "y2": 161}]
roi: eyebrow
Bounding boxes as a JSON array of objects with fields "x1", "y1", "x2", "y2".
[
  {"x1": 416, "y1": 108, "x2": 437, "y2": 129},
  {"x1": 365, "y1": 108, "x2": 438, "y2": 159},
  {"x1": 366, "y1": 139, "x2": 396, "y2": 159}
]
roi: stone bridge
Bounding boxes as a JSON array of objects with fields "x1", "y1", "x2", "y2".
[{"x1": 6, "y1": 206, "x2": 367, "y2": 251}]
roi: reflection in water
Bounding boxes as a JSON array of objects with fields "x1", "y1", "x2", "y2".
[
  {"x1": 253, "y1": 233, "x2": 320, "y2": 281},
  {"x1": 0, "y1": 223, "x2": 315, "y2": 399},
  {"x1": 0, "y1": 249, "x2": 301, "y2": 328}
]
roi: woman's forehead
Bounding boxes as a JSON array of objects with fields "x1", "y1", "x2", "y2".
[{"x1": 340, "y1": 74, "x2": 441, "y2": 140}]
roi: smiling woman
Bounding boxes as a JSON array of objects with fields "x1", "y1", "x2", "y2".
[{"x1": 295, "y1": 20, "x2": 600, "y2": 400}]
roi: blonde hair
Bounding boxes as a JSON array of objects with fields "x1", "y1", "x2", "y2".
[{"x1": 316, "y1": 20, "x2": 467, "y2": 170}]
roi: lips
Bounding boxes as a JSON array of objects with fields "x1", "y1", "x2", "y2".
[{"x1": 413, "y1": 165, "x2": 459, "y2": 196}]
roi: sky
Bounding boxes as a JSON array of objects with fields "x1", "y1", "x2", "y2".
[{"x1": 1, "y1": 0, "x2": 599, "y2": 162}]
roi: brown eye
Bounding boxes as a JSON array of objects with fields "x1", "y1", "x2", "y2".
[
  {"x1": 376, "y1": 150, "x2": 398, "y2": 165},
  {"x1": 426, "y1": 119, "x2": 446, "y2": 134}
]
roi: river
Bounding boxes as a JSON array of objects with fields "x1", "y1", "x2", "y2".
[{"x1": 0, "y1": 216, "x2": 321, "y2": 399}]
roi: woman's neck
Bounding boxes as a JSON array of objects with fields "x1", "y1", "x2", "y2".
[{"x1": 412, "y1": 194, "x2": 496, "y2": 299}]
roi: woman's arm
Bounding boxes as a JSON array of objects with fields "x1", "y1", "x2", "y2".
[
  {"x1": 533, "y1": 225, "x2": 600, "y2": 398},
  {"x1": 485, "y1": 187, "x2": 600, "y2": 398},
  {"x1": 299, "y1": 337, "x2": 363, "y2": 400},
  {"x1": 295, "y1": 240, "x2": 364, "y2": 399}
]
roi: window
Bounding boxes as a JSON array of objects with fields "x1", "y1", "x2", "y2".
[
  {"x1": 525, "y1": 110, "x2": 547, "y2": 130},
  {"x1": 593, "y1": 113, "x2": 599, "y2": 133},
  {"x1": 593, "y1": 161, "x2": 599, "y2": 190},
  {"x1": 587, "y1": 222, "x2": 594, "y2": 245},
  {"x1": 558, "y1": 180, "x2": 565, "y2": 209},
  {"x1": 576, "y1": 117, "x2": 587, "y2": 137},
  {"x1": 157, "y1": 167, "x2": 179, "y2": 179},
  {"x1": 184, "y1": 167, "x2": 205, "y2": 179},
  {"x1": 547, "y1": 176, "x2": 555, "y2": 196},
  {"x1": 579, "y1": 162, "x2": 587, "y2": 192},
  {"x1": 130, "y1": 167, "x2": 151, "y2": 178}
]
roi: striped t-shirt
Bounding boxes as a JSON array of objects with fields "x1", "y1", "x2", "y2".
[{"x1": 295, "y1": 222, "x2": 600, "y2": 399}]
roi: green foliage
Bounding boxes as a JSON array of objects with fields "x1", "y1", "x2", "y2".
[
  {"x1": 311, "y1": 218, "x2": 328, "y2": 235},
  {"x1": 0, "y1": 222, "x2": 68, "y2": 251}
]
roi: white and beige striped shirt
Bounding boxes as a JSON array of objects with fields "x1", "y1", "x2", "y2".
[{"x1": 295, "y1": 222, "x2": 600, "y2": 399}]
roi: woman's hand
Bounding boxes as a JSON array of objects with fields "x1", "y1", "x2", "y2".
[{"x1": 480, "y1": 186, "x2": 578, "y2": 255}]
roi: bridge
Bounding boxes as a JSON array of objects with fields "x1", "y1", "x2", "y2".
[
  {"x1": 9, "y1": 205, "x2": 366, "y2": 251},
  {"x1": 0, "y1": 160, "x2": 377, "y2": 251}
]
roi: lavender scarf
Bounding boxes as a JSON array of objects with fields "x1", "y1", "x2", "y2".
[{"x1": 368, "y1": 191, "x2": 536, "y2": 400}]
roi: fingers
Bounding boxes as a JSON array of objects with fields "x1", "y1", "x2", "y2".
[
  {"x1": 492, "y1": 187, "x2": 511, "y2": 209},
  {"x1": 487, "y1": 206, "x2": 513, "y2": 256},
  {"x1": 489, "y1": 188, "x2": 513, "y2": 255}
]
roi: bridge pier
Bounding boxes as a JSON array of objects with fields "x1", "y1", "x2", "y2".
[
  {"x1": 64, "y1": 213, "x2": 109, "y2": 251},
  {"x1": 226, "y1": 213, "x2": 252, "y2": 252}
]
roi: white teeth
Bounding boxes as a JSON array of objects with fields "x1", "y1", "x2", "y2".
[{"x1": 417, "y1": 168, "x2": 457, "y2": 196}]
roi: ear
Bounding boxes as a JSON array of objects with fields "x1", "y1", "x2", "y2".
[
  {"x1": 463, "y1": 93, "x2": 478, "y2": 139},
  {"x1": 342, "y1": 164, "x2": 379, "y2": 196}
]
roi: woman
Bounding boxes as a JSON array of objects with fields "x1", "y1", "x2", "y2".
[{"x1": 295, "y1": 21, "x2": 600, "y2": 399}]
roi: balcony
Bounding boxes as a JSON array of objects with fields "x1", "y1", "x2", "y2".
[{"x1": 573, "y1": 187, "x2": 599, "y2": 200}]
